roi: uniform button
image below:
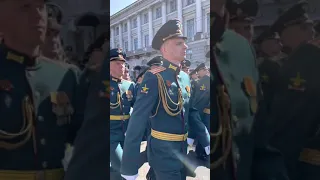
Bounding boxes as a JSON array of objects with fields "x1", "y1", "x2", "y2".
[
  {"x1": 38, "y1": 116, "x2": 44, "y2": 121},
  {"x1": 40, "y1": 138, "x2": 46, "y2": 145},
  {"x1": 42, "y1": 161, "x2": 47, "y2": 168}
]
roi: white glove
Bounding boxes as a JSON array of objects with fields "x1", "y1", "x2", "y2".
[
  {"x1": 187, "y1": 138, "x2": 194, "y2": 146},
  {"x1": 121, "y1": 174, "x2": 138, "y2": 180},
  {"x1": 61, "y1": 144, "x2": 74, "y2": 171},
  {"x1": 204, "y1": 146, "x2": 210, "y2": 155}
]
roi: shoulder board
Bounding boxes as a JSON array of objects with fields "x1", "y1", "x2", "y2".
[
  {"x1": 308, "y1": 38, "x2": 320, "y2": 47},
  {"x1": 148, "y1": 66, "x2": 166, "y2": 74}
]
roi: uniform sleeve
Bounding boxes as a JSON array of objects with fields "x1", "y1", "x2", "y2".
[
  {"x1": 67, "y1": 68, "x2": 87, "y2": 144},
  {"x1": 188, "y1": 83, "x2": 210, "y2": 148},
  {"x1": 121, "y1": 72, "x2": 159, "y2": 176},
  {"x1": 188, "y1": 107, "x2": 210, "y2": 148},
  {"x1": 64, "y1": 60, "x2": 109, "y2": 180}
]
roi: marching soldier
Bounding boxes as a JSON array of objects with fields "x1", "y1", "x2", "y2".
[
  {"x1": 120, "y1": 19, "x2": 210, "y2": 180},
  {"x1": 258, "y1": 1, "x2": 320, "y2": 180},
  {"x1": 108, "y1": 48, "x2": 136, "y2": 179},
  {"x1": 191, "y1": 63, "x2": 210, "y2": 160},
  {"x1": 0, "y1": 0, "x2": 84, "y2": 179},
  {"x1": 264, "y1": 27, "x2": 320, "y2": 180},
  {"x1": 255, "y1": 29, "x2": 284, "y2": 114},
  {"x1": 210, "y1": 0, "x2": 289, "y2": 179},
  {"x1": 181, "y1": 59, "x2": 191, "y2": 74},
  {"x1": 64, "y1": 51, "x2": 109, "y2": 180},
  {"x1": 226, "y1": 0, "x2": 258, "y2": 43}
]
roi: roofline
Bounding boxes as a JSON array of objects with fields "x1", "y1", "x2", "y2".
[{"x1": 111, "y1": 0, "x2": 143, "y2": 19}]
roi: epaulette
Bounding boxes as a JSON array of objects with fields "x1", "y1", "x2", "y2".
[
  {"x1": 148, "y1": 66, "x2": 166, "y2": 74},
  {"x1": 308, "y1": 38, "x2": 320, "y2": 47}
]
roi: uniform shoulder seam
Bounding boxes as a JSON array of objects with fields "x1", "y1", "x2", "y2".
[{"x1": 148, "y1": 66, "x2": 166, "y2": 74}]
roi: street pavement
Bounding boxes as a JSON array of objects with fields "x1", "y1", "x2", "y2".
[{"x1": 137, "y1": 141, "x2": 210, "y2": 180}]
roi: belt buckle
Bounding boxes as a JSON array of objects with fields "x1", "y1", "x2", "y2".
[
  {"x1": 183, "y1": 133, "x2": 188, "y2": 141},
  {"x1": 35, "y1": 171, "x2": 45, "y2": 180}
]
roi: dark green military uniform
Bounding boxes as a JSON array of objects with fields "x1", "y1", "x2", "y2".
[
  {"x1": 264, "y1": 37, "x2": 320, "y2": 180},
  {"x1": 121, "y1": 20, "x2": 209, "y2": 180},
  {"x1": 0, "y1": 44, "x2": 84, "y2": 179},
  {"x1": 255, "y1": 29, "x2": 284, "y2": 114},
  {"x1": 210, "y1": 27, "x2": 288, "y2": 180},
  {"x1": 109, "y1": 49, "x2": 135, "y2": 177},
  {"x1": 190, "y1": 63, "x2": 210, "y2": 160},
  {"x1": 260, "y1": 2, "x2": 320, "y2": 180},
  {"x1": 64, "y1": 53, "x2": 109, "y2": 180},
  {"x1": 189, "y1": 69, "x2": 198, "y2": 97}
]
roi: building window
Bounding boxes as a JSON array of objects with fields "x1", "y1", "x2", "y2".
[
  {"x1": 186, "y1": 49, "x2": 192, "y2": 59},
  {"x1": 115, "y1": 27, "x2": 119, "y2": 35},
  {"x1": 170, "y1": 0, "x2": 177, "y2": 12},
  {"x1": 124, "y1": 41, "x2": 128, "y2": 52},
  {"x1": 186, "y1": 19, "x2": 194, "y2": 38},
  {"x1": 133, "y1": 38, "x2": 138, "y2": 50},
  {"x1": 156, "y1": 7, "x2": 162, "y2": 19},
  {"x1": 186, "y1": 0, "x2": 195, "y2": 6},
  {"x1": 144, "y1": 13, "x2": 148, "y2": 24},
  {"x1": 206, "y1": 13, "x2": 210, "y2": 33},
  {"x1": 123, "y1": 23, "x2": 127, "y2": 32},
  {"x1": 132, "y1": 18, "x2": 137, "y2": 28},
  {"x1": 144, "y1": 35, "x2": 149, "y2": 47}
]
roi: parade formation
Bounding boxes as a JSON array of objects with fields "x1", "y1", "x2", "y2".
[{"x1": 0, "y1": 0, "x2": 320, "y2": 180}]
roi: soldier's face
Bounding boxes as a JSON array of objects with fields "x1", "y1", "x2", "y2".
[
  {"x1": 261, "y1": 39, "x2": 282, "y2": 57},
  {"x1": 163, "y1": 38, "x2": 188, "y2": 61},
  {"x1": 110, "y1": 60, "x2": 125, "y2": 78},
  {"x1": 43, "y1": 28, "x2": 61, "y2": 58},
  {"x1": 182, "y1": 67, "x2": 190, "y2": 74},
  {"x1": 0, "y1": 0, "x2": 47, "y2": 48},
  {"x1": 198, "y1": 69, "x2": 207, "y2": 78},
  {"x1": 191, "y1": 73, "x2": 198, "y2": 80}
]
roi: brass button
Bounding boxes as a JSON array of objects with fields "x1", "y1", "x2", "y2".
[
  {"x1": 40, "y1": 138, "x2": 46, "y2": 145},
  {"x1": 38, "y1": 116, "x2": 44, "y2": 121},
  {"x1": 42, "y1": 161, "x2": 47, "y2": 168}
]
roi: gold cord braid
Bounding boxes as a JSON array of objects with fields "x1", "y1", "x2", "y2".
[
  {"x1": 151, "y1": 74, "x2": 183, "y2": 117},
  {"x1": 0, "y1": 96, "x2": 34, "y2": 150},
  {"x1": 210, "y1": 85, "x2": 233, "y2": 169},
  {"x1": 110, "y1": 92, "x2": 121, "y2": 109}
]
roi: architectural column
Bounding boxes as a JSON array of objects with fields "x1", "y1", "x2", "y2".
[
  {"x1": 196, "y1": 0, "x2": 202, "y2": 32},
  {"x1": 118, "y1": 23, "x2": 123, "y2": 48},
  {"x1": 161, "y1": 0, "x2": 167, "y2": 24},
  {"x1": 137, "y1": 13, "x2": 142, "y2": 49},
  {"x1": 148, "y1": 7, "x2": 153, "y2": 46},
  {"x1": 127, "y1": 18, "x2": 132, "y2": 51},
  {"x1": 177, "y1": 0, "x2": 182, "y2": 21},
  {"x1": 110, "y1": 27, "x2": 114, "y2": 48}
]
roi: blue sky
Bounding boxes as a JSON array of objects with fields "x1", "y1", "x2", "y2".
[{"x1": 111, "y1": 0, "x2": 137, "y2": 15}]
